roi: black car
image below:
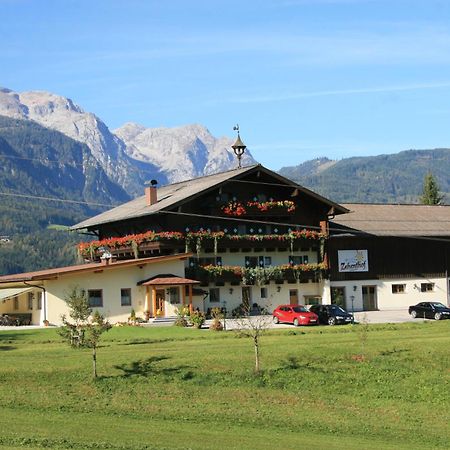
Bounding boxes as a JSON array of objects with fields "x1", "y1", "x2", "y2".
[
  {"x1": 309, "y1": 304, "x2": 353, "y2": 325},
  {"x1": 408, "y1": 302, "x2": 450, "y2": 320}
]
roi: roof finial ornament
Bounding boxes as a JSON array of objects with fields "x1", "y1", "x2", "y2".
[{"x1": 231, "y1": 124, "x2": 246, "y2": 169}]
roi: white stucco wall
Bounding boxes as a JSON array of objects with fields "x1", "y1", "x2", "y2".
[
  {"x1": 330, "y1": 276, "x2": 449, "y2": 312},
  {"x1": 43, "y1": 259, "x2": 185, "y2": 325},
  {"x1": 199, "y1": 280, "x2": 324, "y2": 314}
]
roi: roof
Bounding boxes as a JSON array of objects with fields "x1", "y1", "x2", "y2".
[
  {"x1": 72, "y1": 164, "x2": 348, "y2": 231},
  {"x1": 0, "y1": 253, "x2": 192, "y2": 285},
  {"x1": 331, "y1": 203, "x2": 450, "y2": 237},
  {"x1": 0, "y1": 287, "x2": 32, "y2": 301},
  {"x1": 140, "y1": 275, "x2": 200, "y2": 286}
]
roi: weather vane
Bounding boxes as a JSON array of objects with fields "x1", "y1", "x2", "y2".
[{"x1": 231, "y1": 124, "x2": 246, "y2": 169}]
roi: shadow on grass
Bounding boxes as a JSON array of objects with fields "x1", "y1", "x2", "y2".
[
  {"x1": 0, "y1": 332, "x2": 30, "y2": 342},
  {"x1": 279, "y1": 355, "x2": 327, "y2": 373},
  {"x1": 0, "y1": 345, "x2": 16, "y2": 351},
  {"x1": 113, "y1": 356, "x2": 193, "y2": 378}
]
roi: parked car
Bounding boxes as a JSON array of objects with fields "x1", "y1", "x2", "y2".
[
  {"x1": 309, "y1": 304, "x2": 353, "y2": 325},
  {"x1": 408, "y1": 302, "x2": 450, "y2": 320},
  {"x1": 272, "y1": 305, "x2": 318, "y2": 326}
]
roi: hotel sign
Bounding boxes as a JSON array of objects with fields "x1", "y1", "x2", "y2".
[{"x1": 338, "y1": 250, "x2": 369, "y2": 272}]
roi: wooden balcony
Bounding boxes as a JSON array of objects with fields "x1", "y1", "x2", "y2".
[{"x1": 78, "y1": 230, "x2": 325, "y2": 262}]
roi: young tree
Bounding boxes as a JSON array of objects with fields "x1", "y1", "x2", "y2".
[
  {"x1": 59, "y1": 287, "x2": 111, "y2": 378},
  {"x1": 235, "y1": 306, "x2": 272, "y2": 374},
  {"x1": 420, "y1": 172, "x2": 444, "y2": 205}
]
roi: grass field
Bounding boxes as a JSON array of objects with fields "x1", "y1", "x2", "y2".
[{"x1": 0, "y1": 321, "x2": 449, "y2": 449}]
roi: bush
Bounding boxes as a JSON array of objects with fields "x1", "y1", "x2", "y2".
[
  {"x1": 190, "y1": 311, "x2": 206, "y2": 329},
  {"x1": 209, "y1": 307, "x2": 224, "y2": 331},
  {"x1": 174, "y1": 306, "x2": 189, "y2": 327}
]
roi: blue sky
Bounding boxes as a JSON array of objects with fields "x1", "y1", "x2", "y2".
[{"x1": 2, "y1": 0, "x2": 450, "y2": 169}]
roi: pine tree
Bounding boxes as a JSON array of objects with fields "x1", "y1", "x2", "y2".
[{"x1": 420, "y1": 172, "x2": 443, "y2": 205}]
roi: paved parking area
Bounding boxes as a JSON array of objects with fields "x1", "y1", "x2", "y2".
[
  {"x1": 211, "y1": 308, "x2": 419, "y2": 330},
  {"x1": 353, "y1": 309, "x2": 415, "y2": 324},
  {"x1": 0, "y1": 309, "x2": 427, "y2": 332}
]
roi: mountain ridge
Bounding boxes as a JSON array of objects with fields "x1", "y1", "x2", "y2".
[
  {"x1": 0, "y1": 87, "x2": 256, "y2": 191},
  {"x1": 279, "y1": 148, "x2": 450, "y2": 204}
]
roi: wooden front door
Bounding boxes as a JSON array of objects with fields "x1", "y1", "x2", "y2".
[
  {"x1": 156, "y1": 289, "x2": 165, "y2": 316},
  {"x1": 362, "y1": 286, "x2": 377, "y2": 311},
  {"x1": 289, "y1": 289, "x2": 299, "y2": 305}
]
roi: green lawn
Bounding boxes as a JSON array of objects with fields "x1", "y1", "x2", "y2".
[{"x1": 0, "y1": 322, "x2": 449, "y2": 449}]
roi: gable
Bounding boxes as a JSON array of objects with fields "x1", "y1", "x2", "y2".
[{"x1": 72, "y1": 164, "x2": 347, "y2": 235}]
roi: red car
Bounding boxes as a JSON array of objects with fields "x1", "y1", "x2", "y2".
[{"x1": 272, "y1": 304, "x2": 318, "y2": 326}]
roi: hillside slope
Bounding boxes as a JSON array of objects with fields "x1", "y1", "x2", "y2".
[
  {"x1": 279, "y1": 150, "x2": 450, "y2": 203},
  {"x1": 0, "y1": 115, "x2": 129, "y2": 274}
]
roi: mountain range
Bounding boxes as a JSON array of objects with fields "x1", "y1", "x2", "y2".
[
  {"x1": 279, "y1": 152, "x2": 450, "y2": 204},
  {"x1": 0, "y1": 87, "x2": 255, "y2": 274},
  {"x1": 0, "y1": 86, "x2": 449, "y2": 274},
  {"x1": 0, "y1": 88, "x2": 255, "y2": 195}
]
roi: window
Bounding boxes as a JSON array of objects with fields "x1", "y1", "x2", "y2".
[
  {"x1": 13, "y1": 296, "x2": 19, "y2": 310},
  {"x1": 27, "y1": 293, "x2": 33, "y2": 310},
  {"x1": 245, "y1": 256, "x2": 272, "y2": 268},
  {"x1": 392, "y1": 284, "x2": 406, "y2": 294},
  {"x1": 121, "y1": 288, "x2": 132, "y2": 306},
  {"x1": 209, "y1": 288, "x2": 220, "y2": 303},
  {"x1": 37, "y1": 294, "x2": 42, "y2": 310},
  {"x1": 289, "y1": 255, "x2": 308, "y2": 265},
  {"x1": 421, "y1": 283, "x2": 434, "y2": 292},
  {"x1": 88, "y1": 290, "x2": 103, "y2": 308},
  {"x1": 190, "y1": 256, "x2": 222, "y2": 267},
  {"x1": 168, "y1": 287, "x2": 180, "y2": 304},
  {"x1": 263, "y1": 256, "x2": 272, "y2": 267},
  {"x1": 260, "y1": 287, "x2": 268, "y2": 299},
  {"x1": 304, "y1": 295, "x2": 321, "y2": 305}
]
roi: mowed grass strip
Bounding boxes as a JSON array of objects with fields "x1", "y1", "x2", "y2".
[{"x1": 0, "y1": 321, "x2": 449, "y2": 449}]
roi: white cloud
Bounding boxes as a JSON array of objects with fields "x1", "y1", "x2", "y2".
[{"x1": 223, "y1": 81, "x2": 450, "y2": 104}]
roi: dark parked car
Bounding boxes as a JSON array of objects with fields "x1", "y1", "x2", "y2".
[
  {"x1": 309, "y1": 304, "x2": 353, "y2": 325},
  {"x1": 272, "y1": 305, "x2": 318, "y2": 326},
  {"x1": 408, "y1": 302, "x2": 450, "y2": 320}
]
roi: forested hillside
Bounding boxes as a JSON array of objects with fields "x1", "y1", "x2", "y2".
[
  {"x1": 0, "y1": 116, "x2": 129, "y2": 274},
  {"x1": 279, "y1": 149, "x2": 450, "y2": 203}
]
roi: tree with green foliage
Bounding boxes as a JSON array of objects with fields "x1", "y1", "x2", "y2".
[
  {"x1": 420, "y1": 172, "x2": 444, "y2": 205},
  {"x1": 59, "y1": 287, "x2": 111, "y2": 378}
]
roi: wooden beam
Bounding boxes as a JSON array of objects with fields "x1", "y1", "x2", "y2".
[
  {"x1": 152, "y1": 286, "x2": 157, "y2": 318},
  {"x1": 181, "y1": 284, "x2": 186, "y2": 305},
  {"x1": 144, "y1": 286, "x2": 150, "y2": 315}
]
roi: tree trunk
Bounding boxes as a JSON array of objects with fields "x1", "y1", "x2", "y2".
[
  {"x1": 254, "y1": 335, "x2": 260, "y2": 373},
  {"x1": 92, "y1": 346, "x2": 97, "y2": 378}
]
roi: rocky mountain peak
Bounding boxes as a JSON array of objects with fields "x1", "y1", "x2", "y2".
[
  {"x1": 0, "y1": 87, "x2": 256, "y2": 193},
  {"x1": 114, "y1": 122, "x2": 255, "y2": 183}
]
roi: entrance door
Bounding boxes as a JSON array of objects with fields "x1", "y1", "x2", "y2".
[
  {"x1": 362, "y1": 286, "x2": 377, "y2": 311},
  {"x1": 289, "y1": 289, "x2": 299, "y2": 305},
  {"x1": 331, "y1": 287, "x2": 346, "y2": 308},
  {"x1": 156, "y1": 289, "x2": 165, "y2": 316},
  {"x1": 242, "y1": 287, "x2": 252, "y2": 313}
]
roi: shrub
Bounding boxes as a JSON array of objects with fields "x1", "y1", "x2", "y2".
[
  {"x1": 174, "y1": 306, "x2": 189, "y2": 327},
  {"x1": 190, "y1": 311, "x2": 206, "y2": 329},
  {"x1": 209, "y1": 307, "x2": 224, "y2": 331},
  {"x1": 128, "y1": 308, "x2": 139, "y2": 326}
]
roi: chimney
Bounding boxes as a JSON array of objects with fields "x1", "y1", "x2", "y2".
[{"x1": 145, "y1": 180, "x2": 158, "y2": 206}]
